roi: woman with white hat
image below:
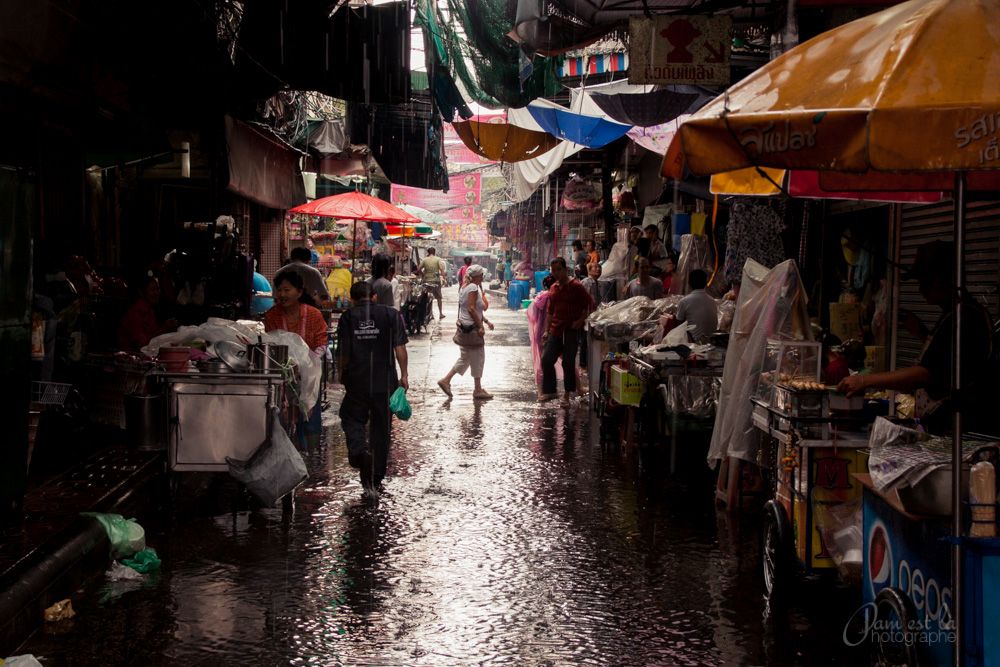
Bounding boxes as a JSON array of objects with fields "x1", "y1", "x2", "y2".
[{"x1": 438, "y1": 264, "x2": 494, "y2": 400}]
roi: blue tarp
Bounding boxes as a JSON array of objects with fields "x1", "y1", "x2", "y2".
[{"x1": 527, "y1": 106, "x2": 631, "y2": 148}]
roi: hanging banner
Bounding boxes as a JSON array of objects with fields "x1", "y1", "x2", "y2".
[
  {"x1": 628, "y1": 15, "x2": 732, "y2": 86},
  {"x1": 391, "y1": 173, "x2": 481, "y2": 212}
]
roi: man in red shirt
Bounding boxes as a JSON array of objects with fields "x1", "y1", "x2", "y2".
[{"x1": 540, "y1": 256, "x2": 595, "y2": 406}]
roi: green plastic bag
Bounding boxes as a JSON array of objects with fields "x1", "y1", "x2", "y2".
[
  {"x1": 389, "y1": 387, "x2": 411, "y2": 420},
  {"x1": 81, "y1": 512, "x2": 146, "y2": 557},
  {"x1": 123, "y1": 548, "x2": 161, "y2": 573}
]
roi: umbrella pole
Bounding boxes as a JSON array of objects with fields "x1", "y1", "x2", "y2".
[
  {"x1": 951, "y1": 171, "x2": 966, "y2": 667},
  {"x1": 352, "y1": 218, "x2": 358, "y2": 282}
]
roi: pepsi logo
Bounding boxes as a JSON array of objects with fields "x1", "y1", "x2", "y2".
[{"x1": 869, "y1": 525, "x2": 890, "y2": 584}]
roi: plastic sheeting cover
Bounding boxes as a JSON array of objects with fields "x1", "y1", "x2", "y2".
[
  {"x1": 669, "y1": 233, "x2": 712, "y2": 297},
  {"x1": 708, "y1": 259, "x2": 812, "y2": 466},
  {"x1": 142, "y1": 318, "x2": 321, "y2": 411}
]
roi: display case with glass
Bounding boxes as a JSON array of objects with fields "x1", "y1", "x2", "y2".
[{"x1": 755, "y1": 339, "x2": 823, "y2": 410}]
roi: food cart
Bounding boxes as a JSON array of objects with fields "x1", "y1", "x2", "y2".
[{"x1": 751, "y1": 339, "x2": 875, "y2": 601}]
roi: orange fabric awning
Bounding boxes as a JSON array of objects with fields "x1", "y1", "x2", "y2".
[{"x1": 453, "y1": 121, "x2": 561, "y2": 163}]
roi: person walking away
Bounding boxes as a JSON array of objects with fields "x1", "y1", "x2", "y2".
[
  {"x1": 274, "y1": 246, "x2": 330, "y2": 305},
  {"x1": 496, "y1": 259, "x2": 506, "y2": 287},
  {"x1": 674, "y1": 269, "x2": 718, "y2": 343},
  {"x1": 623, "y1": 257, "x2": 665, "y2": 300},
  {"x1": 417, "y1": 247, "x2": 446, "y2": 319},
  {"x1": 527, "y1": 275, "x2": 557, "y2": 399},
  {"x1": 337, "y1": 281, "x2": 409, "y2": 494},
  {"x1": 578, "y1": 262, "x2": 604, "y2": 373},
  {"x1": 586, "y1": 240, "x2": 599, "y2": 266},
  {"x1": 265, "y1": 271, "x2": 329, "y2": 444},
  {"x1": 540, "y1": 257, "x2": 594, "y2": 407},
  {"x1": 644, "y1": 224, "x2": 669, "y2": 277},
  {"x1": 367, "y1": 252, "x2": 396, "y2": 310},
  {"x1": 572, "y1": 240, "x2": 589, "y2": 279},
  {"x1": 837, "y1": 240, "x2": 993, "y2": 433},
  {"x1": 438, "y1": 265, "x2": 495, "y2": 400},
  {"x1": 504, "y1": 260, "x2": 514, "y2": 288},
  {"x1": 458, "y1": 256, "x2": 473, "y2": 287}
]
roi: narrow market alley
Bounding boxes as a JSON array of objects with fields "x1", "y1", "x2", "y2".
[{"x1": 15, "y1": 291, "x2": 860, "y2": 666}]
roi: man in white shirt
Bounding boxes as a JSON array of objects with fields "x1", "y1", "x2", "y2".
[{"x1": 675, "y1": 270, "x2": 718, "y2": 342}]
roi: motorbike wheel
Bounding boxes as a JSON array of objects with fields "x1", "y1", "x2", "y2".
[{"x1": 870, "y1": 587, "x2": 921, "y2": 667}]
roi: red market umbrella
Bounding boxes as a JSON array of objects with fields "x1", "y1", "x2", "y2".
[
  {"x1": 290, "y1": 192, "x2": 421, "y2": 278},
  {"x1": 290, "y1": 191, "x2": 421, "y2": 223}
]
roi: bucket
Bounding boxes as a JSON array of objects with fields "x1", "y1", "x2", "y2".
[
  {"x1": 157, "y1": 345, "x2": 190, "y2": 372},
  {"x1": 124, "y1": 393, "x2": 167, "y2": 451},
  {"x1": 248, "y1": 343, "x2": 289, "y2": 372}
]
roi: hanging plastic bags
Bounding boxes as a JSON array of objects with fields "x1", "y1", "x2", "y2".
[
  {"x1": 389, "y1": 387, "x2": 411, "y2": 420},
  {"x1": 226, "y1": 407, "x2": 308, "y2": 507},
  {"x1": 81, "y1": 512, "x2": 146, "y2": 557}
]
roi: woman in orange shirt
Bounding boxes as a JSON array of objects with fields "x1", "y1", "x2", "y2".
[
  {"x1": 264, "y1": 271, "x2": 328, "y2": 440},
  {"x1": 264, "y1": 272, "x2": 327, "y2": 354}
]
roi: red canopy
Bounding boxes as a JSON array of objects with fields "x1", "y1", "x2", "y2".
[{"x1": 289, "y1": 191, "x2": 421, "y2": 223}]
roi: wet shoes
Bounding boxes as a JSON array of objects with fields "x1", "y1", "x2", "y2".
[
  {"x1": 358, "y1": 450, "x2": 375, "y2": 491},
  {"x1": 472, "y1": 390, "x2": 494, "y2": 400},
  {"x1": 437, "y1": 379, "x2": 453, "y2": 397}
]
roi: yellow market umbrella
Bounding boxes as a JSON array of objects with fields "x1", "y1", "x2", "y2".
[{"x1": 664, "y1": 0, "x2": 1000, "y2": 180}]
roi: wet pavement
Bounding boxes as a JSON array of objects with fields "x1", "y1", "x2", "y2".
[{"x1": 15, "y1": 290, "x2": 863, "y2": 666}]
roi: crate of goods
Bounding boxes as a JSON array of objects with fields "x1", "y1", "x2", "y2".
[{"x1": 610, "y1": 366, "x2": 643, "y2": 405}]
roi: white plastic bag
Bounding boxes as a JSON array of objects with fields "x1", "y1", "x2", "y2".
[
  {"x1": 226, "y1": 407, "x2": 308, "y2": 507},
  {"x1": 1, "y1": 656, "x2": 44, "y2": 667},
  {"x1": 106, "y1": 560, "x2": 146, "y2": 581},
  {"x1": 664, "y1": 321, "x2": 694, "y2": 346}
]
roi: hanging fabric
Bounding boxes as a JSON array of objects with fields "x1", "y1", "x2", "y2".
[{"x1": 723, "y1": 200, "x2": 786, "y2": 286}]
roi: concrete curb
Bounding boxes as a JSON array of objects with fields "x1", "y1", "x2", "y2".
[{"x1": 0, "y1": 450, "x2": 165, "y2": 655}]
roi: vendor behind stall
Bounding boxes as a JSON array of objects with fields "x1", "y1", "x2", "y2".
[
  {"x1": 838, "y1": 241, "x2": 993, "y2": 432},
  {"x1": 675, "y1": 269, "x2": 717, "y2": 342},
  {"x1": 119, "y1": 275, "x2": 178, "y2": 350},
  {"x1": 265, "y1": 271, "x2": 328, "y2": 441}
]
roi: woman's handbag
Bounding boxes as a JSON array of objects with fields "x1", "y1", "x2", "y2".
[{"x1": 453, "y1": 322, "x2": 485, "y2": 347}]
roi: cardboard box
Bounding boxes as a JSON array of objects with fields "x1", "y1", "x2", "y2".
[
  {"x1": 610, "y1": 366, "x2": 643, "y2": 405},
  {"x1": 830, "y1": 303, "x2": 865, "y2": 341},
  {"x1": 865, "y1": 346, "x2": 887, "y2": 373}
]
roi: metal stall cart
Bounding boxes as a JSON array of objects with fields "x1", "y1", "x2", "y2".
[
  {"x1": 155, "y1": 371, "x2": 285, "y2": 475},
  {"x1": 751, "y1": 339, "x2": 872, "y2": 600}
]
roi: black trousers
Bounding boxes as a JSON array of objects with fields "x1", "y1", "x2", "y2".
[
  {"x1": 339, "y1": 390, "x2": 391, "y2": 476},
  {"x1": 541, "y1": 330, "x2": 578, "y2": 394}
]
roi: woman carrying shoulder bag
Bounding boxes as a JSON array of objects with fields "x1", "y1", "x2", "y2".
[{"x1": 438, "y1": 265, "x2": 495, "y2": 400}]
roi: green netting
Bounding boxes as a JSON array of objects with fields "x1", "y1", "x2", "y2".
[{"x1": 414, "y1": 0, "x2": 560, "y2": 110}]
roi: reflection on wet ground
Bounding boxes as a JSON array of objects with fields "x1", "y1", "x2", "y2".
[{"x1": 18, "y1": 290, "x2": 861, "y2": 666}]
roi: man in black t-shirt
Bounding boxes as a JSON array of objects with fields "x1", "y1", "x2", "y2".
[
  {"x1": 838, "y1": 241, "x2": 992, "y2": 432},
  {"x1": 337, "y1": 282, "x2": 409, "y2": 493}
]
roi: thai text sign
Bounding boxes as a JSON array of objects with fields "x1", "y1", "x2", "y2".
[
  {"x1": 629, "y1": 15, "x2": 732, "y2": 86},
  {"x1": 391, "y1": 173, "x2": 480, "y2": 212}
]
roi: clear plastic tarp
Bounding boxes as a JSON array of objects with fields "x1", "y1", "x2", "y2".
[
  {"x1": 668, "y1": 234, "x2": 712, "y2": 297},
  {"x1": 587, "y1": 295, "x2": 680, "y2": 343},
  {"x1": 664, "y1": 375, "x2": 722, "y2": 418},
  {"x1": 142, "y1": 318, "x2": 321, "y2": 410},
  {"x1": 708, "y1": 259, "x2": 813, "y2": 466}
]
